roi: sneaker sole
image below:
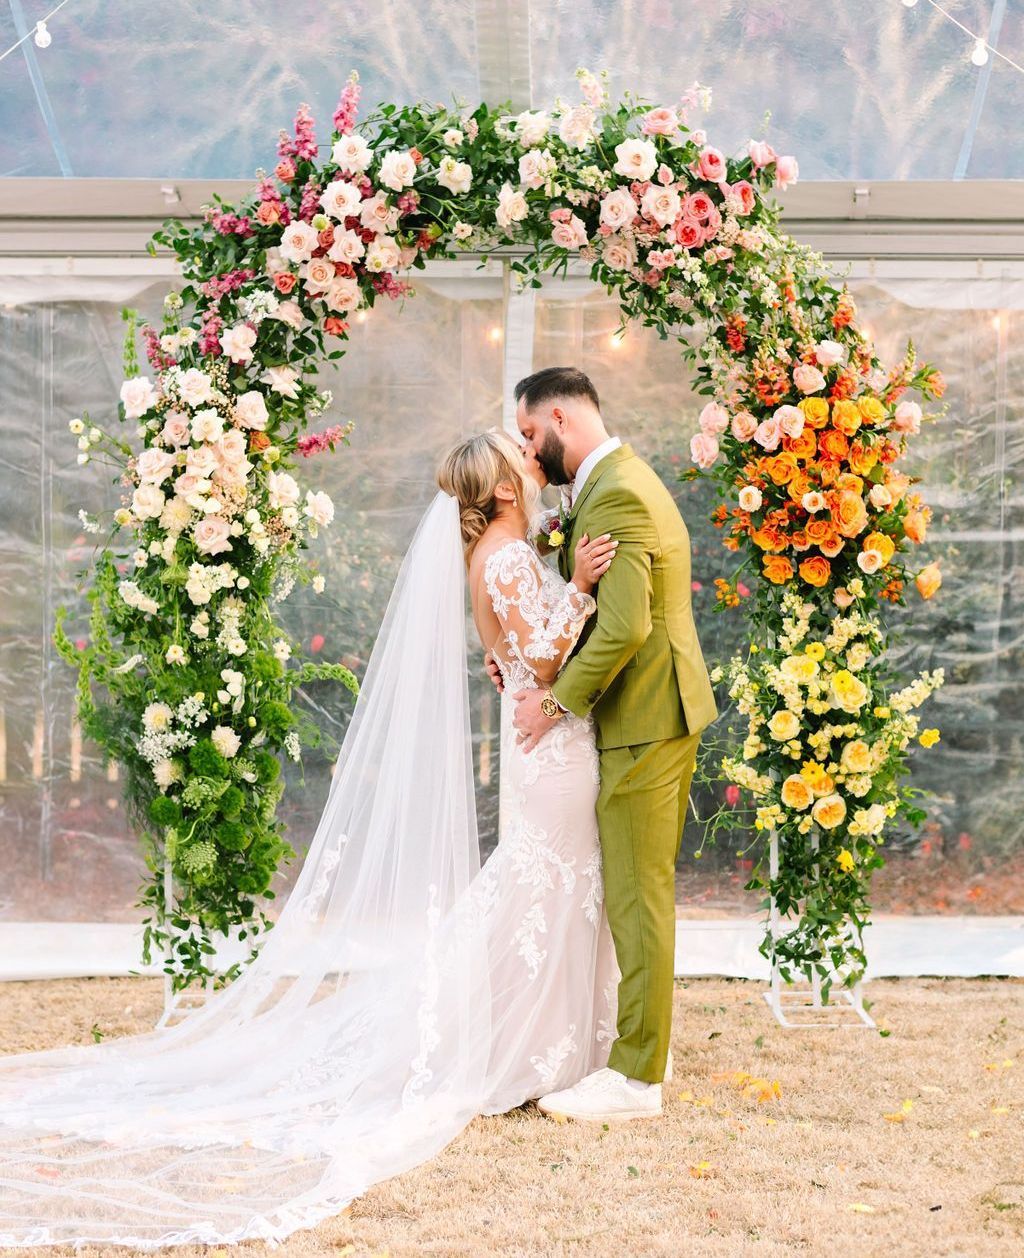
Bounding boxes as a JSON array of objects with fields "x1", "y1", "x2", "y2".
[{"x1": 536, "y1": 1102, "x2": 662, "y2": 1123}]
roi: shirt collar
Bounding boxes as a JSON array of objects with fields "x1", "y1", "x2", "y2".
[{"x1": 570, "y1": 436, "x2": 622, "y2": 507}]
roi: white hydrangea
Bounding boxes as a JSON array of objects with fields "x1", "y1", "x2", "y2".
[{"x1": 211, "y1": 725, "x2": 241, "y2": 758}]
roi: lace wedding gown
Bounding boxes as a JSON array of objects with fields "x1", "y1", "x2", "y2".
[{"x1": 0, "y1": 496, "x2": 619, "y2": 1249}]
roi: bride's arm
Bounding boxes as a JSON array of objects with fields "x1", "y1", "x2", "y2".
[{"x1": 483, "y1": 541, "x2": 597, "y2": 685}]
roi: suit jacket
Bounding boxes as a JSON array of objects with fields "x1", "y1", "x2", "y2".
[{"x1": 549, "y1": 443, "x2": 718, "y2": 750}]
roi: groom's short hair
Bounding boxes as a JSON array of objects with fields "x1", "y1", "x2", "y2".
[{"x1": 514, "y1": 366, "x2": 600, "y2": 413}]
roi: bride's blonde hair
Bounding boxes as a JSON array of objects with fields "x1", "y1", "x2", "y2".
[{"x1": 437, "y1": 430, "x2": 540, "y2": 559}]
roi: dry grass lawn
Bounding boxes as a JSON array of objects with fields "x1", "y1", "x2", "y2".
[{"x1": 1, "y1": 975, "x2": 1022, "y2": 1258}]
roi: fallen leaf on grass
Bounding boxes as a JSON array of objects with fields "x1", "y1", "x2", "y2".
[
  {"x1": 983, "y1": 1059, "x2": 1015, "y2": 1072},
  {"x1": 689, "y1": 1161, "x2": 715, "y2": 1179},
  {"x1": 883, "y1": 1099, "x2": 914, "y2": 1123},
  {"x1": 848, "y1": 1203, "x2": 876, "y2": 1213},
  {"x1": 710, "y1": 1069, "x2": 781, "y2": 1103}
]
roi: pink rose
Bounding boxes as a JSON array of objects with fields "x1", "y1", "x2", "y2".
[
  {"x1": 753, "y1": 417, "x2": 782, "y2": 451},
  {"x1": 748, "y1": 140, "x2": 777, "y2": 169},
  {"x1": 136, "y1": 447, "x2": 177, "y2": 484},
  {"x1": 174, "y1": 471, "x2": 206, "y2": 499},
  {"x1": 303, "y1": 257, "x2": 335, "y2": 293},
  {"x1": 892, "y1": 401, "x2": 922, "y2": 434},
  {"x1": 814, "y1": 339, "x2": 846, "y2": 368},
  {"x1": 656, "y1": 163, "x2": 674, "y2": 185},
  {"x1": 793, "y1": 363, "x2": 826, "y2": 394},
  {"x1": 641, "y1": 107, "x2": 679, "y2": 136},
  {"x1": 551, "y1": 215, "x2": 588, "y2": 249},
  {"x1": 697, "y1": 146, "x2": 726, "y2": 182},
  {"x1": 646, "y1": 248, "x2": 676, "y2": 270},
  {"x1": 727, "y1": 180, "x2": 756, "y2": 216},
  {"x1": 699, "y1": 402, "x2": 729, "y2": 436},
  {"x1": 193, "y1": 515, "x2": 232, "y2": 556},
  {"x1": 673, "y1": 217, "x2": 702, "y2": 249},
  {"x1": 216, "y1": 429, "x2": 248, "y2": 463},
  {"x1": 549, "y1": 206, "x2": 573, "y2": 225},
  {"x1": 599, "y1": 187, "x2": 638, "y2": 231},
  {"x1": 775, "y1": 155, "x2": 799, "y2": 190},
  {"x1": 731, "y1": 410, "x2": 758, "y2": 441},
  {"x1": 774, "y1": 405, "x2": 805, "y2": 438},
  {"x1": 690, "y1": 432, "x2": 720, "y2": 468},
  {"x1": 683, "y1": 191, "x2": 714, "y2": 221},
  {"x1": 160, "y1": 411, "x2": 191, "y2": 447},
  {"x1": 186, "y1": 445, "x2": 218, "y2": 477}
]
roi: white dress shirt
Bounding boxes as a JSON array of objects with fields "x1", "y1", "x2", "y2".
[{"x1": 569, "y1": 436, "x2": 622, "y2": 508}]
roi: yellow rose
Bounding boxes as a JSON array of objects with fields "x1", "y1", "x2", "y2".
[
  {"x1": 862, "y1": 530, "x2": 896, "y2": 566},
  {"x1": 840, "y1": 739, "x2": 873, "y2": 774},
  {"x1": 548, "y1": 529, "x2": 565, "y2": 547},
  {"x1": 858, "y1": 396, "x2": 887, "y2": 424},
  {"x1": 919, "y1": 728, "x2": 941, "y2": 748},
  {"x1": 781, "y1": 654, "x2": 819, "y2": 683},
  {"x1": 768, "y1": 710, "x2": 801, "y2": 741},
  {"x1": 832, "y1": 399, "x2": 862, "y2": 436},
  {"x1": 873, "y1": 705, "x2": 890, "y2": 719},
  {"x1": 799, "y1": 397, "x2": 830, "y2": 427},
  {"x1": 781, "y1": 774, "x2": 814, "y2": 811},
  {"x1": 800, "y1": 761, "x2": 835, "y2": 796},
  {"x1": 836, "y1": 848, "x2": 856, "y2": 872},
  {"x1": 804, "y1": 642, "x2": 826, "y2": 661},
  {"x1": 812, "y1": 793, "x2": 847, "y2": 829},
  {"x1": 831, "y1": 670, "x2": 869, "y2": 712}
]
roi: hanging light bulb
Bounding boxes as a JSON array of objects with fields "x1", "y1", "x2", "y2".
[
  {"x1": 901, "y1": 0, "x2": 918, "y2": 7},
  {"x1": 33, "y1": 20, "x2": 51, "y2": 48},
  {"x1": 971, "y1": 38, "x2": 989, "y2": 67}
]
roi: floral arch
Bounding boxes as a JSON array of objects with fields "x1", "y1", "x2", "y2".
[{"x1": 57, "y1": 70, "x2": 945, "y2": 993}]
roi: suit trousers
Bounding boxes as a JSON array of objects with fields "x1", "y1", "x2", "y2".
[{"x1": 597, "y1": 729, "x2": 701, "y2": 1084}]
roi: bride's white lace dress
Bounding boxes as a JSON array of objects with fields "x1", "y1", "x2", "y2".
[{"x1": 0, "y1": 501, "x2": 619, "y2": 1250}]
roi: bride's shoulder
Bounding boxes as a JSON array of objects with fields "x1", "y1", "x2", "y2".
[{"x1": 472, "y1": 535, "x2": 539, "y2": 588}]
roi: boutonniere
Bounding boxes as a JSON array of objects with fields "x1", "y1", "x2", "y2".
[{"x1": 535, "y1": 501, "x2": 570, "y2": 551}]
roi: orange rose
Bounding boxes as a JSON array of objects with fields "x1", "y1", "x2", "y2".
[
  {"x1": 763, "y1": 554, "x2": 795, "y2": 584},
  {"x1": 885, "y1": 470, "x2": 911, "y2": 503},
  {"x1": 791, "y1": 528, "x2": 811, "y2": 552},
  {"x1": 820, "y1": 532, "x2": 845, "y2": 558},
  {"x1": 784, "y1": 430, "x2": 817, "y2": 460},
  {"x1": 848, "y1": 442, "x2": 879, "y2": 476},
  {"x1": 805, "y1": 518, "x2": 834, "y2": 546},
  {"x1": 832, "y1": 400, "x2": 862, "y2": 437},
  {"x1": 752, "y1": 525, "x2": 786, "y2": 552},
  {"x1": 862, "y1": 530, "x2": 896, "y2": 566},
  {"x1": 904, "y1": 507, "x2": 929, "y2": 544},
  {"x1": 799, "y1": 397, "x2": 830, "y2": 429},
  {"x1": 799, "y1": 556, "x2": 832, "y2": 587},
  {"x1": 787, "y1": 471, "x2": 814, "y2": 504},
  {"x1": 248, "y1": 431, "x2": 272, "y2": 452},
  {"x1": 835, "y1": 472, "x2": 865, "y2": 495},
  {"x1": 916, "y1": 562, "x2": 942, "y2": 599},
  {"x1": 833, "y1": 489, "x2": 868, "y2": 538},
  {"x1": 818, "y1": 428, "x2": 850, "y2": 462},
  {"x1": 819, "y1": 460, "x2": 840, "y2": 486},
  {"x1": 766, "y1": 453, "x2": 799, "y2": 485}
]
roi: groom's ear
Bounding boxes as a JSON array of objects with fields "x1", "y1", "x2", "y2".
[{"x1": 551, "y1": 405, "x2": 568, "y2": 432}]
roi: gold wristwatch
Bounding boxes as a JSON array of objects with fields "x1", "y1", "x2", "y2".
[{"x1": 540, "y1": 690, "x2": 566, "y2": 720}]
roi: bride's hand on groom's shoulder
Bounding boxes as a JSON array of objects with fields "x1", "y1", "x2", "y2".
[{"x1": 484, "y1": 649, "x2": 503, "y2": 693}]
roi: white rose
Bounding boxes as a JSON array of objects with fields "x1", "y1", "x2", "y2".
[
  {"x1": 514, "y1": 110, "x2": 551, "y2": 147},
  {"x1": 278, "y1": 220, "x2": 320, "y2": 263},
  {"x1": 211, "y1": 724, "x2": 241, "y2": 758},
  {"x1": 190, "y1": 408, "x2": 224, "y2": 443},
  {"x1": 365, "y1": 236, "x2": 402, "y2": 272},
  {"x1": 359, "y1": 191, "x2": 400, "y2": 234},
  {"x1": 869, "y1": 484, "x2": 893, "y2": 509},
  {"x1": 177, "y1": 368, "x2": 214, "y2": 408},
  {"x1": 234, "y1": 390, "x2": 269, "y2": 431},
  {"x1": 320, "y1": 178, "x2": 363, "y2": 220},
  {"x1": 436, "y1": 155, "x2": 473, "y2": 195},
  {"x1": 379, "y1": 149, "x2": 417, "y2": 191},
  {"x1": 268, "y1": 470, "x2": 300, "y2": 508},
  {"x1": 325, "y1": 276, "x2": 362, "y2": 311},
  {"x1": 815, "y1": 340, "x2": 847, "y2": 368},
  {"x1": 558, "y1": 105, "x2": 597, "y2": 150},
  {"x1": 261, "y1": 365, "x2": 301, "y2": 398},
  {"x1": 495, "y1": 182, "x2": 529, "y2": 230},
  {"x1": 327, "y1": 228, "x2": 366, "y2": 263},
  {"x1": 120, "y1": 376, "x2": 158, "y2": 419},
  {"x1": 738, "y1": 485, "x2": 763, "y2": 512},
  {"x1": 272, "y1": 300, "x2": 306, "y2": 331},
  {"x1": 442, "y1": 128, "x2": 463, "y2": 147},
  {"x1": 518, "y1": 148, "x2": 556, "y2": 190},
  {"x1": 613, "y1": 138, "x2": 658, "y2": 182},
  {"x1": 330, "y1": 133, "x2": 372, "y2": 174},
  {"x1": 599, "y1": 187, "x2": 638, "y2": 231},
  {"x1": 165, "y1": 644, "x2": 187, "y2": 666},
  {"x1": 136, "y1": 447, "x2": 177, "y2": 483},
  {"x1": 640, "y1": 184, "x2": 682, "y2": 228},
  {"x1": 220, "y1": 324, "x2": 258, "y2": 364},
  {"x1": 132, "y1": 483, "x2": 166, "y2": 519},
  {"x1": 304, "y1": 489, "x2": 335, "y2": 527},
  {"x1": 302, "y1": 256, "x2": 336, "y2": 294}
]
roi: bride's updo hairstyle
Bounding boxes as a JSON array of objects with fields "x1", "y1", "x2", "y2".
[{"x1": 437, "y1": 430, "x2": 540, "y2": 560}]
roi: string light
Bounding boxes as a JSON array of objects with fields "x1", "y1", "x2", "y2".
[
  {"x1": 487, "y1": 324, "x2": 503, "y2": 343},
  {"x1": 355, "y1": 310, "x2": 368, "y2": 323},
  {"x1": 608, "y1": 331, "x2": 626, "y2": 350},
  {"x1": 0, "y1": 0, "x2": 72, "y2": 64},
  {"x1": 903, "y1": 0, "x2": 1024, "y2": 78}
]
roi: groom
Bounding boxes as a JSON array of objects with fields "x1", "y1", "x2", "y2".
[{"x1": 508, "y1": 366, "x2": 718, "y2": 1122}]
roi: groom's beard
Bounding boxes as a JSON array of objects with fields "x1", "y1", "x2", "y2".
[{"x1": 536, "y1": 429, "x2": 570, "y2": 485}]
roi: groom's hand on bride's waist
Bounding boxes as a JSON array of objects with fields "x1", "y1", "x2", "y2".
[
  {"x1": 512, "y1": 688, "x2": 560, "y2": 753},
  {"x1": 484, "y1": 649, "x2": 503, "y2": 693}
]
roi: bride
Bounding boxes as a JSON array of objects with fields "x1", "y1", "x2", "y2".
[{"x1": 0, "y1": 430, "x2": 625, "y2": 1249}]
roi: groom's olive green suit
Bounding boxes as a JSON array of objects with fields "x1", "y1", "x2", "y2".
[{"x1": 550, "y1": 444, "x2": 718, "y2": 1083}]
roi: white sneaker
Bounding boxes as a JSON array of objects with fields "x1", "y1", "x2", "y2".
[{"x1": 537, "y1": 1067, "x2": 662, "y2": 1122}]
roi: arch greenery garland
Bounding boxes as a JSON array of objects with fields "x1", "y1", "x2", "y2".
[{"x1": 56, "y1": 69, "x2": 945, "y2": 993}]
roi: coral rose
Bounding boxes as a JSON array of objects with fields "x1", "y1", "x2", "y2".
[
  {"x1": 799, "y1": 555, "x2": 832, "y2": 587},
  {"x1": 916, "y1": 562, "x2": 942, "y2": 599},
  {"x1": 766, "y1": 453, "x2": 798, "y2": 485},
  {"x1": 762, "y1": 554, "x2": 794, "y2": 584}
]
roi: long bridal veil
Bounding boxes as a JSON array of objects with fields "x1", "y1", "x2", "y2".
[{"x1": 0, "y1": 490, "x2": 495, "y2": 1249}]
